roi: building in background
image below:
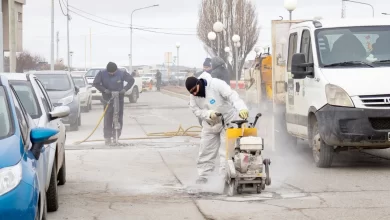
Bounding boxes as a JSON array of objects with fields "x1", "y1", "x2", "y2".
[{"x1": 3, "y1": 0, "x2": 24, "y2": 52}]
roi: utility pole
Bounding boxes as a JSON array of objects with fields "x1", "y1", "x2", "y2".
[
  {"x1": 56, "y1": 31, "x2": 59, "y2": 62},
  {"x1": 342, "y1": 0, "x2": 346, "y2": 18},
  {"x1": 8, "y1": 0, "x2": 16, "y2": 73},
  {"x1": 66, "y1": 0, "x2": 70, "y2": 72},
  {"x1": 90, "y1": 28, "x2": 92, "y2": 68},
  {"x1": 0, "y1": 1, "x2": 4, "y2": 72},
  {"x1": 50, "y1": 0, "x2": 54, "y2": 70},
  {"x1": 85, "y1": 36, "x2": 87, "y2": 71}
]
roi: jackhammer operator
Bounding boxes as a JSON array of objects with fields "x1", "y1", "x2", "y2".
[
  {"x1": 185, "y1": 74, "x2": 249, "y2": 184},
  {"x1": 93, "y1": 62, "x2": 135, "y2": 145}
]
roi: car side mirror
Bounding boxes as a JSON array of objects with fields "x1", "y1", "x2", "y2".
[
  {"x1": 291, "y1": 53, "x2": 314, "y2": 79},
  {"x1": 30, "y1": 127, "x2": 59, "y2": 160},
  {"x1": 49, "y1": 106, "x2": 70, "y2": 120},
  {"x1": 75, "y1": 86, "x2": 80, "y2": 94}
]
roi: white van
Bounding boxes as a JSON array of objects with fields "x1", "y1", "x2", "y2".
[{"x1": 281, "y1": 19, "x2": 390, "y2": 167}]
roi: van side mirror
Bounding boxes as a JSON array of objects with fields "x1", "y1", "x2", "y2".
[{"x1": 291, "y1": 53, "x2": 314, "y2": 79}]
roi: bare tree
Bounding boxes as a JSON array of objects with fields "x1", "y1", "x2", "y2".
[{"x1": 197, "y1": 0, "x2": 260, "y2": 79}]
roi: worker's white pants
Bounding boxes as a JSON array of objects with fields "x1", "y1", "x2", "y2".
[{"x1": 197, "y1": 121, "x2": 226, "y2": 178}]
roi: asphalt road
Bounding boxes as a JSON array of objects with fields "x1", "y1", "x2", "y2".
[{"x1": 48, "y1": 91, "x2": 390, "y2": 220}]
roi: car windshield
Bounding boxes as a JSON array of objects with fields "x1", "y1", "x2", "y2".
[
  {"x1": 316, "y1": 26, "x2": 390, "y2": 67},
  {"x1": 73, "y1": 77, "x2": 86, "y2": 88},
  {"x1": 85, "y1": 69, "x2": 102, "y2": 77},
  {"x1": 35, "y1": 74, "x2": 72, "y2": 91},
  {"x1": 10, "y1": 81, "x2": 41, "y2": 119},
  {"x1": 0, "y1": 86, "x2": 12, "y2": 139}
]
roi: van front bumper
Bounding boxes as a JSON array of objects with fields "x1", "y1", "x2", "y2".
[{"x1": 316, "y1": 104, "x2": 390, "y2": 147}]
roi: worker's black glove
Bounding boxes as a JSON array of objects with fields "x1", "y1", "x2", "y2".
[
  {"x1": 104, "y1": 89, "x2": 111, "y2": 94},
  {"x1": 119, "y1": 89, "x2": 126, "y2": 95}
]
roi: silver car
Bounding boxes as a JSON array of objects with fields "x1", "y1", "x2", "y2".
[
  {"x1": 71, "y1": 72, "x2": 93, "y2": 112},
  {"x1": 31, "y1": 71, "x2": 81, "y2": 131}
]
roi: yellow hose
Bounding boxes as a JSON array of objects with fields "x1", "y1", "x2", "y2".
[{"x1": 72, "y1": 105, "x2": 202, "y2": 145}]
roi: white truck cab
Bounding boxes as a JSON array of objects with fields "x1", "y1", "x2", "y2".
[{"x1": 277, "y1": 18, "x2": 390, "y2": 167}]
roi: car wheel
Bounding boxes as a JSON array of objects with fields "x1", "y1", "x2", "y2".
[
  {"x1": 310, "y1": 117, "x2": 334, "y2": 168},
  {"x1": 41, "y1": 197, "x2": 47, "y2": 220},
  {"x1": 69, "y1": 119, "x2": 78, "y2": 131},
  {"x1": 58, "y1": 152, "x2": 66, "y2": 186},
  {"x1": 129, "y1": 87, "x2": 139, "y2": 103},
  {"x1": 46, "y1": 161, "x2": 59, "y2": 212}
]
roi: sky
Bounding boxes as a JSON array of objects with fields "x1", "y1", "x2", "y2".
[{"x1": 23, "y1": 0, "x2": 390, "y2": 69}]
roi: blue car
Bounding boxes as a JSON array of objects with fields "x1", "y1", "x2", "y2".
[{"x1": 0, "y1": 75, "x2": 60, "y2": 220}]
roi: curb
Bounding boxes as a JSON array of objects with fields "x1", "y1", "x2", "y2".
[{"x1": 161, "y1": 89, "x2": 189, "y2": 101}]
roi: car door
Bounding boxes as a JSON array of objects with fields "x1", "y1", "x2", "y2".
[
  {"x1": 285, "y1": 30, "x2": 300, "y2": 136},
  {"x1": 297, "y1": 29, "x2": 315, "y2": 137},
  {"x1": 35, "y1": 78, "x2": 65, "y2": 171},
  {"x1": 11, "y1": 86, "x2": 48, "y2": 194},
  {"x1": 83, "y1": 76, "x2": 92, "y2": 104}
]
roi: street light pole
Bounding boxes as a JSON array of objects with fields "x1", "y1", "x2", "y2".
[
  {"x1": 51, "y1": 0, "x2": 54, "y2": 70},
  {"x1": 213, "y1": 21, "x2": 224, "y2": 57},
  {"x1": 208, "y1": 31, "x2": 216, "y2": 57},
  {"x1": 232, "y1": 34, "x2": 240, "y2": 91},
  {"x1": 342, "y1": 0, "x2": 375, "y2": 17},
  {"x1": 284, "y1": 0, "x2": 297, "y2": 20},
  {"x1": 130, "y1": 4, "x2": 159, "y2": 74},
  {"x1": 67, "y1": 0, "x2": 71, "y2": 72},
  {"x1": 70, "y1": 51, "x2": 73, "y2": 71},
  {"x1": 176, "y1": 42, "x2": 180, "y2": 75}
]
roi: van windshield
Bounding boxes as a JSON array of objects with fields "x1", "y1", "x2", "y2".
[{"x1": 315, "y1": 26, "x2": 390, "y2": 67}]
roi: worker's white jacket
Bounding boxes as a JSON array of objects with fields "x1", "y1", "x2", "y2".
[{"x1": 189, "y1": 72, "x2": 247, "y2": 125}]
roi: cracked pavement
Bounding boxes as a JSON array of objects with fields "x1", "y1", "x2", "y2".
[{"x1": 48, "y1": 91, "x2": 390, "y2": 220}]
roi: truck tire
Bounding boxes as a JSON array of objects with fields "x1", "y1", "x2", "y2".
[
  {"x1": 129, "y1": 87, "x2": 139, "y2": 103},
  {"x1": 310, "y1": 118, "x2": 334, "y2": 168}
]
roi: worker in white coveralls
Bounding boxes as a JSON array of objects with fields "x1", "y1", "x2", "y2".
[{"x1": 185, "y1": 74, "x2": 249, "y2": 184}]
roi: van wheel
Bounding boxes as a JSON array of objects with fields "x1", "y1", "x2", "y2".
[
  {"x1": 58, "y1": 153, "x2": 66, "y2": 185},
  {"x1": 129, "y1": 87, "x2": 139, "y2": 103},
  {"x1": 46, "y1": 161, "x2": 59, "y2": 212},
  {"x1": 310, "y1": 118, "x2": 334, "y2": 168}
]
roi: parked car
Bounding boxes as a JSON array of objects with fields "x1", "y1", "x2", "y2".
[
  {"x1": 0, "y1": 74, "x2": 64, "y2": 220},
  {"x1": 7, "y1": 73, "x2": 70, "y2": 212},
  {"x1": 140, "y1": 73, "x2": 156, "y2": 90},
  {"x1": 30, "y1": 71, "x2": 81, "y2": 131},
  {"x1": 85, "y1": 66, "x2": 142, "y2": 104},
  {"x1": 71, "y1": 72, "x2": 93, "y2": 112},
  {"x1": 161, "y1": 75, "x2": 170, "y2": 86},
  {"x1": 172, "y1": 72, "x2": 188, "y2": 86}
]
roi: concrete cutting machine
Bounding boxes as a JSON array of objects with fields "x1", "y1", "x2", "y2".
[{"x1": 219, "y1": 113, "x2": 271, "y2": 196}]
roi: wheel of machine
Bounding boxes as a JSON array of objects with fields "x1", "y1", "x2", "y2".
[
  {"x1": 226, "y1": 181, "x2": 236, "y2": 196},
  {"x1": 129, "y1": 87, "x2": 139, "y2": 103},
  {"x1": 237, "y1": 185, "x2": 243, "y2": 194},
  {"x1": 310, "y1": 118, "x2": 334, "y2": 168},
  {"x1": 265, "y1": 177, "x2": 271, "y2": 186},
  {"x1": 78, "y1": 114, "x2": 81, "y2": 126},
  {"x1": 46, "y1": 161, "x2": 59, "y2": 212},
  {"x1": 58, "y1": 152, "x2": 66, "y2": 186},
  {"x1": 257, "y1": 185, "x2": 262, "y2": 194}
]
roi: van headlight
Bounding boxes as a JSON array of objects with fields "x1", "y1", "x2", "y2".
[
  {"x1": 58, "y1": 95, "x2": 74, "y2": 106},
  {"x1": 0, "y1": 160, "x2": 22, "y2": 196},
  {"x1": 325, "y1": 84, "x2": 354, "y2": 107}
]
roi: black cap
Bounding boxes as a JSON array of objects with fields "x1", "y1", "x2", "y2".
[
  {"x1": 106, "y1": 62, "x2": 118, "y2": 73},
  {"x1": 203, "y1": 58, "x2": 211, "y2": 67},
  {"x1": 185, "y1": 76, "x2": 198, "y2": 92}
]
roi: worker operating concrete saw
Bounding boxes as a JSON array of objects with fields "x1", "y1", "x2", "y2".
[{"x1": 186, "y1": 73, "x2": 249, "y2": 185}]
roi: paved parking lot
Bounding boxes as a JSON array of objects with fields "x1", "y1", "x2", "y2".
[{"x1": 49, "y1": 91, "x2": 390, "y2": 220}]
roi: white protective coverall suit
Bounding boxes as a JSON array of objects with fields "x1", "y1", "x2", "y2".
[{"x1": 189, "y1": 72, "x2": 248, "y2": 179}]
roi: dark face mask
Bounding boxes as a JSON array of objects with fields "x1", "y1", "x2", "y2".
[{"x1": 196, "y1": 79, "x2": 206, "y2": 98}]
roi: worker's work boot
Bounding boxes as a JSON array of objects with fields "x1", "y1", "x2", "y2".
[
  {"x1": 105, "y1": 138, "x2": 111, "y2": 146},
  {"x1": 196, "y1": 177, "x2": 208, "y2": 185}
]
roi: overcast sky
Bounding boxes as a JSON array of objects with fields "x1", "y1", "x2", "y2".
[{"x1": 23, "y1": 0, "x2": 390, "y2": 69}]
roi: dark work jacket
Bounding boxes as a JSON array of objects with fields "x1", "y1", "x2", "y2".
[{"x1": 93, "y1": 69, "x2": 135, "y2": 101}]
